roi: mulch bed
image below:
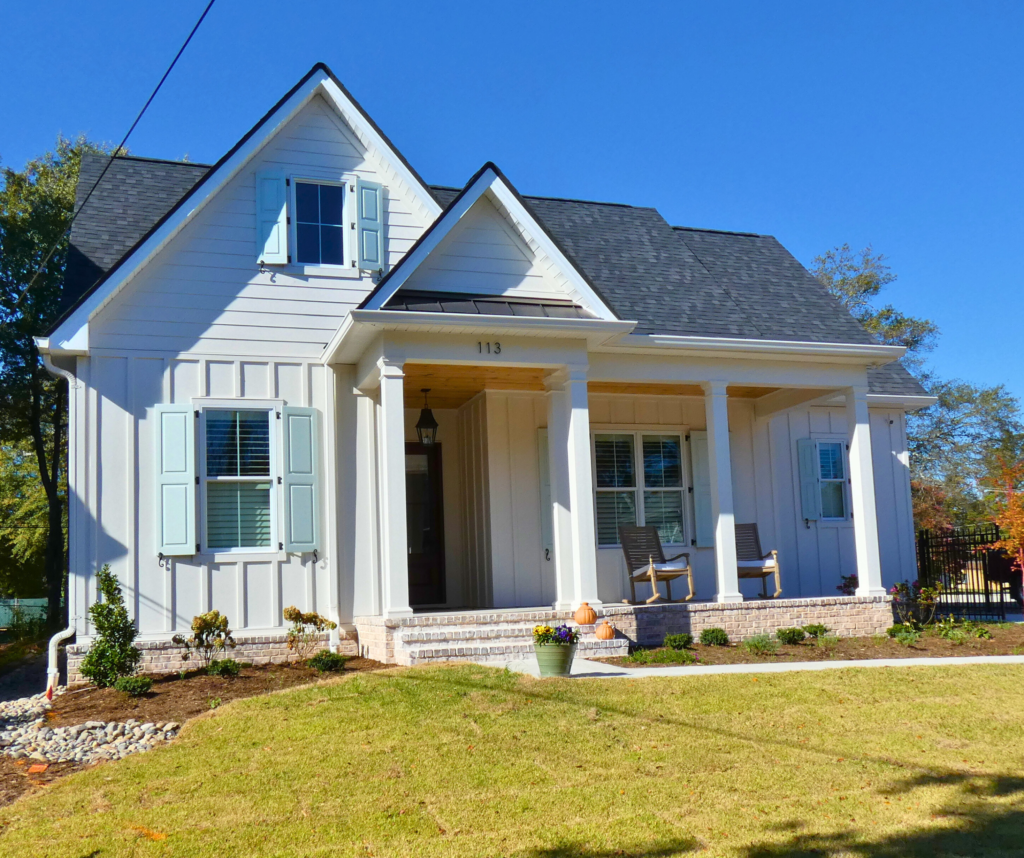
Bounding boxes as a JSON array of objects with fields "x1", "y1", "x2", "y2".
[
  {"x1": 600, "y1": 623, "x2": 1024, "y2": 667},
  {"x1": 1, "y1": 657, "x2": 386, "y2": 809}
]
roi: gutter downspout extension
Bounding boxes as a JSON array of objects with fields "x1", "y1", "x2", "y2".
[{"x1": 40, "y1": 352, "x2": 79, "y2": 698}]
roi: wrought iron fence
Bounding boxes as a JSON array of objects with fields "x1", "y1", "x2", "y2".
[{"x1": 916, "y1": 524, "x2": 1019, "y2": 622}]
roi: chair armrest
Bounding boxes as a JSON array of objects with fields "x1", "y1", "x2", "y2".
[
  {"x1": 665, "y1": 552, "x2": 690, "y2": 564},
  {"x1": 762, "y1": 550, "x2": 777, "y2": 560}
]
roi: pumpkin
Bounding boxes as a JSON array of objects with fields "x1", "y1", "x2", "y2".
[
  {"x1": 596, "y1": 621, "x2": 616, "y2": 640},
  {"x1": 573, "y1": 602, "x2": 597, "y2": 625}
]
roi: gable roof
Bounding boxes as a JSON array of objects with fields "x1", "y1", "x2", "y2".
[{"x1": 46, "y1": 62, "x2": 441, "y2": 342}]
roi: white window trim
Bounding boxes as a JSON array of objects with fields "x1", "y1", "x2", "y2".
[
  {"x1": 195, "y1": 398, "x2": 284, "y2": 559},
  {"x1": 590, "y1": 425, "x2": 691, "y2": 548},
  {"x1": 811, "y1": 434, "x2": 852, "y2": 527},
  {"x1": 287, "y1": 174, "x2": 359, "y2": 276}
]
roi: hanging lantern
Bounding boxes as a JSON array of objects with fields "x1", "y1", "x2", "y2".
[{"x1": 415, "y1": 388, "x2": 439, "y2": 446}]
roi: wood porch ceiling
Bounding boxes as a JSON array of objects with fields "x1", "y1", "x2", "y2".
[{"x1": 402, "y1": 364, "x2": 781, "y2": 409}]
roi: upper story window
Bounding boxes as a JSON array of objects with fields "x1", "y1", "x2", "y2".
[{"x1": 294, "y1": 181, "x2": 345, "y2": 266}]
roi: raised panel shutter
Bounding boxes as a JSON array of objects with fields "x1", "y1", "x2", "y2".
[
  {"x1": 797, "y1": 438, "x2": 822, "y2": 522},
  {"x1": 155, "y1": 405, "x2": 196, "y2": 555},
  {"x1": 282, "y1": 407, "x2": 320, "y2": 553},
  {"x1": 689, "y1": 431, "x2": 714, "y2": 548},
  {"x1": 537, "y1": 429, "x2": 553, "y2": 559},
  {"x1": 356, "y1": 178, "x2": 384, "y2": 270},
  {"x1": 256, "y1": 171, "x2": 288, "y2": 264}
]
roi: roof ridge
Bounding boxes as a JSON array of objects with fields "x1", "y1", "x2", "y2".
[
  {"x1": 85, "y1": 153, "x2": 213, "y2": 169},
  {"x1": 429, "y1": 183, "x2": 639, "y2": 209},
  {"x1": 672, "y1": 225, "x2": 762, "y2": 238}
]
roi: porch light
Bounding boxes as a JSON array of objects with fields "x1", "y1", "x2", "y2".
[{"x1": 416, "y1": 389, "x2": 439, "y2": 446}]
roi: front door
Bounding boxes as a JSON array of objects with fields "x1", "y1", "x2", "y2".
[{"x1": 406, "y1": 443, "x2": 446, "y2": 607}]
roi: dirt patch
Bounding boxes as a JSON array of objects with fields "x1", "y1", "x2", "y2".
[
  {"x1": 599, "y1": 623, "x2": 1024, "y2": 667},
  {"x1": 0, "y1": 757, "x2": 82, "y2": 808}
]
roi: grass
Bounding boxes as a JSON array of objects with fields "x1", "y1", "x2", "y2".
[{"x1": 2, "y1": 664, "x2": 1024, "y2": 857}]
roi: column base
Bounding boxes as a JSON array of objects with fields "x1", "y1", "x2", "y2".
[
  {"x1": 716, "y1": 592, "x2": 744, "y2": 603},
  {"x1": 383, "y1": 608, "x2": 414, "y2": 619},
  {"x1": 855, "y1": 587, "x2": 888, "y2": 598}
]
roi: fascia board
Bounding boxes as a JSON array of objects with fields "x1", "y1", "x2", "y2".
[
  {"x1": 867, "y1": 394, "x2": 938, "y2": 410},
  {"x1": 609, "y1": 333, "x2": 907, "y2": 365}
]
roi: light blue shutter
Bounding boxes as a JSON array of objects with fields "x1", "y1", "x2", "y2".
[
  {"x1": 282, "y1": 407, "x2": 320, "y2": 553},
  {"x1": 256, "y1": 171, "x2": 288, "y2": 265},
  {"x1": 155, "y1": 405, "x2": 196, "y2": 555},
  {"x1": 537, "y1": 429, "x2": 553, "y2": 560},
  {"x1": 797, "y1": 438, "x2": 822, "y2": 522},
  {"x1": 356, "y1": 178, "x2": 384, "y2": 270},
  {"x1": 690, "y1": 431, "x2": 714, "y2": 548}
]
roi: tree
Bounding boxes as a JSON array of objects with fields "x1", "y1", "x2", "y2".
[
  {"x1": 0, "y1": 135, "x2": 106, "y2": 623},
  {"x1": 988, "y1": 456, "x2": 1024, "y2": 577},
  {"x1": 812, "y1": 244, "x2": 939, "y2": 370},
  {"x1": 0, "y1": 443, "x2": 55, "y2": 597}
]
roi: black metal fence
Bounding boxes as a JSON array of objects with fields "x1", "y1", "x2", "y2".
[{"x1": 917, "y1": 524, "x2": 1019, "y2": 621}]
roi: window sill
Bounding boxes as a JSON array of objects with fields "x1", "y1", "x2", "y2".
[
  {"x1": 196, "y1": 549, "x2": 289, "y2": 563},
  {"x1": 289, "y1": 264, "x2": 365, "y2": 279}
]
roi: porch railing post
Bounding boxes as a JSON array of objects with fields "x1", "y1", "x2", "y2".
[
  {"x1": 377, "y1": 357, "x2": 413, "y2": 618},
  {"x1": 702, "y1": 381, "x2": 742, "y2": 602},
  {"x1": 845, "y1": 386, "x2": 885, "y2": 596}
]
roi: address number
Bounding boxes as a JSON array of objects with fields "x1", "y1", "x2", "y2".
[{"x1": 477, "y1": 341, "x2": 501, "y2": 354}]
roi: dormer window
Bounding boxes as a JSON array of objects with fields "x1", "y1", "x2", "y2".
[{"x1": 295, "y1": 181, "x2": 345, "y2": 266}]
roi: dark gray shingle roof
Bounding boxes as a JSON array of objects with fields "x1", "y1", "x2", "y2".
[{"x1": 59, "y1": 160, "x2": 926, "y2": 397}]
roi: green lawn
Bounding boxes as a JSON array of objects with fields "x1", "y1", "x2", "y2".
[{"x1": 2, "y1": 664, "x2": 1023, "y2": 857}]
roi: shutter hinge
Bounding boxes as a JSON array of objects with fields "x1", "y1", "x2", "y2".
[
  {"x1": 279, "y1": 542, "x2": 284, "y2": 551},
  {"x1": 351, "y1": 260, "x2": 357, "y2": 268},
  {"x1": 685, "y1": 434, "x2": 690, "y2": 441},
  {"x1": 691, "y1": 538, "x2": 697, "y2": 546},
  {"x1": 196, "y1": 543, "x2": 200, "y2": 554},
  {"x1": 194, "y1": 410, "x2": 199, "y2": 418},
  {"x1": 276, "y1": 411, "x2": 282, "y2": 419},
  {"x1": 286, "y1": 216, "x2": 291, "y2": 225},
  {"x1": 349, "y1": 183, "x2": 355, "y2": 192},
  {"x1": 286, "y1": 178, "x2": 291, "y2": 186},
  {"x1": 277, "y1": 476, "x2": 283, "y2": 484},
  {"x1": 350, "y1": 222, "x2": 356, "y2": 230},
  {"x1": 195, "y1": 476, "x2": 199, "y2": 485},
  {"x1": 688, "y1": 486, "x2": 694, "y2": 494}
]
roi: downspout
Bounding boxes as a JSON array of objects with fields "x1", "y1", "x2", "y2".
[{"x1": 40, "y1": 353, "x2": 79, "y2": 698}]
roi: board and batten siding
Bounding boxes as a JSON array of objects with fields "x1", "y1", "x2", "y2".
[
  {"x1": 70, "y1": 354, "x2": 337, "y2": 639},
  {"x1": 88, "y1": 95, "x2": 432, "y2": 358}
]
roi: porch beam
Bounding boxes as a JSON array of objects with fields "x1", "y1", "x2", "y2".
[
  {"x1": 377, "y1": 357, "x2": 413, "y2": 618},
  {"x1": 845, "y1": 386, "x2": 885, "y2": 596},
  {"x1": 753, "y1": 387, "x2": 842, "y2": 419},
  {"x1": 703, "y1": 382, "x2": 742, "y2": 603}
]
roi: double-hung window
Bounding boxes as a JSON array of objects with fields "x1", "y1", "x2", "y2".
[
  {"x1": 817, "y1": 440, "x2": 848, "y2": 520},
  {"x1": 294, "y1": 181, "x2": 345, "y2": 266},
  {"x1": 593, "y1": 432, "x2": 686, "y2": 546},
  {"x1": 202, "y1": 409, "x2": 274, "y2": 551}
]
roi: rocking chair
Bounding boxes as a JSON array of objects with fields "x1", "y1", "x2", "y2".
[
  {"x1": 618, "y1": 526, "x2": 696, "y2": 604},
  {"x1": 735, "y1": 523, "x2": 782, "y2": 598}
]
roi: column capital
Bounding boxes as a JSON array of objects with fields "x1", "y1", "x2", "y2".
[
  {"x1": 701, "y1": 380, "x2": 729, "y2": 397},
  {"x1": 843, "y1": 384, "x2": 870, "y2": 399},
  {"x1": 544, "y1": 365, "x2": 588, "y2": 390},
  {"x1": 376, "y1": 356, "x2": 405, "y2": 379}
]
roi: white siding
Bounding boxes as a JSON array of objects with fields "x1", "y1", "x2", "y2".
[
  {"x1": 89, "y1": 96, "x2": 431, "y2": 358},
  {"x1": 457, "y1": 394, "x2": 491, "y2": 606}
]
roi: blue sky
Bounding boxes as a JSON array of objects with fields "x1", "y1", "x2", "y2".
[{"x1": 3, "y1": 1, "x2": 1021, "y2": 402}]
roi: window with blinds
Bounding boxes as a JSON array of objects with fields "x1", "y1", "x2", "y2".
[
  {"x1": 817, "y1": 440, "x2": 848, "y2": 520},
  {"x1": 203, "y1": 410, "x2": 273, "y2": 550},
  {"x1": 593, "y1": 432, "x2": 686, "y2": 546}
]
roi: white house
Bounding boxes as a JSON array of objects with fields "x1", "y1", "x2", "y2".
[{"x1": 38, "y1": 64, "x2": 930, "y2": 671}]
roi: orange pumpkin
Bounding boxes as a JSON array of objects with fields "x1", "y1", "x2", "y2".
[
  {"x1": 596, "y1": 621, "x2": 616, "y2": 640},
  {"x1": 574, "y1": 602, "x2": 597, "y2": 625}
]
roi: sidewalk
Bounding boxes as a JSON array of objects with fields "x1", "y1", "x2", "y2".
[{"x1": 500, "y1": 653, "x2": 1024, "y2": 679}]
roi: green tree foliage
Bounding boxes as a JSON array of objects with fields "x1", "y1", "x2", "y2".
[
  {"x1": 0, "y1": 444, "x2": 53, "y2": 597},
  {"x1": 79, "y1": 565, "x2": 141, "y2": 687},
  {"x1": 0, "y1": 135, "x2": 107, "y2": 618},
  {"x1": 812, "y1": 244, "x2": 939, "y2": 370}
]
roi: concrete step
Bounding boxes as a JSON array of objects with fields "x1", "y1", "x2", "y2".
[{"x1": 401, "y1": 636, "x2": 628, "y2": 665}]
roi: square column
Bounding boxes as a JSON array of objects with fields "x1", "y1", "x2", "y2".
[
  {"x1": 546, "y1": 368, "x2": 602, "y2": 610},
  {"x1": 377, "y1": 357, "x2": 412, "y2": 618},
  {"x1": 845, "y1": 386, "x2": 885, "y2": 596},
  {"x1": 703, "y1": 382, "x2": 742, "y2": 602}
]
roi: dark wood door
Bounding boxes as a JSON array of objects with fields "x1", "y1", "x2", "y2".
[{"x1": 406, "y1": 443, "x2": 446, "y2": 607}]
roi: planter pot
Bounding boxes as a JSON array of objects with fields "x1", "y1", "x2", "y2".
[{"x1": 534, "y1": 642, "x2": 576, "y2": 677}]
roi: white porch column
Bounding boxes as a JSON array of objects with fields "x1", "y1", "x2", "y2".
[
  {"x1": 547, "y1": 368, "x2": 602, "y2": 610},
  {"x1": 377, "y1": 357, "x2": 412, "y2": 618},
  {"x1": 703, "y1": 382, "x2": 742, "y2": 603},
  {"x1": 845, "y1": 386, "x2": 885, "y2": 596}
]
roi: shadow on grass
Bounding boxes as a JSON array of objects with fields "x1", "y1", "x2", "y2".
[{"x1": 524, "y1": 836, "x2": 699, "y2": 857}]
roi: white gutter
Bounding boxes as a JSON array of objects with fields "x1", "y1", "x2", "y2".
[{"x1": 611, "y1": 333, "x2": 906, "y2": 365}]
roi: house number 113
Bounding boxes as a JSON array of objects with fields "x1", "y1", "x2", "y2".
[{"x1": 477, "y1": 341, "x2": 501, "y2": 354}]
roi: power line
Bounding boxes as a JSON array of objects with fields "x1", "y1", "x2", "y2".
[{"x1": 10, "y1": 0, "x2": 217, "y2": 314}]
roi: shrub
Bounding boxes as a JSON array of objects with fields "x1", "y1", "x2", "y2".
[
  {"x1": 815, "y1": 635, "x2": 841, "y2": 653},
  {"x1": 172, "y1": 610, "x2": 237, "y2": 670},
  {"x1": 802, "y1": 624, "x2": 830, "y2": 639},
  {"x1": 283, "y1": 606, "x2": 338, "y2": 661},
  {"x1": 943, "y1": 628, "x2": 968, "y2": 646},
  {"x1": 80, "y1": 565, "x2": 141, "y2": 688},
  {"x1": 699, "y1": 627, "x2": 730, "y2": 647},
  {"x1": 895, "y1": 628, "x2": 922, "y2": 647},
  {"x1": 887, "y1": 621, "x2": 921, "y2": 638},
  {"x1": 627, "y1": 648, "x2": 698, "y2": 666},
  {"x1": 742, "y1": 634, "x2": 779, "y2": 657},
  {"x1": 962, "y1": 620, "x2": 993, "y2": 640},
  {"x1": 206, "y1": 658, "x2": 241, "y2": 677},
  {"x1": 308, "y1": 650, "x2": 350, "y2": 673},
  {"x1": 837, "y1": 574, "x2": 859, "y2": 597},
  {"x1": 663, "y1": 633, "x2": 693, "y2": 650},
  {"x1": 113, "y1": 675, "x2": 153, "y2": 697},
  {"x1": 775, "y1": 627, "x2": 806, "y2": 646}
]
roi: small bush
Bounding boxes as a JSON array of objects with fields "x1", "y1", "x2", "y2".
[
  {"x1": 802, "y1": 624, "x2": 830, "y2": 639},
  {"x1": 172, "y1": 610, "x2": 236, "y2": 670},
  {"x1": 206, "y1": 658, "x2": 241, "y2": 677},
  {"x1": 742, "y1": 634, "x2": 779, "y2": 657},
  {"x1": 308, "y1": 650, "x2": 350, "y2": 673},
  {"x1": 284, "y1": 606, "x2": 339, "y2": 661},
  {"x1": 962, "y1": 620, "x2": 993, "y2": 640},
  {"x1": 699, "y1": 627, "x2": 730, "y2": 647},
  {"x1": 887, "y1": 621, "x2": 921, "y2": 638},
  {"x1": 776, "y1": 627, "x2": 807, "y2": 646},
  {"x1": 943, "y1": 628, "x2": 968, "y2": 646},
  {"x1": 627, "y1": 648, "x2": 698, "y2": 666},
  {"x1": 663, "y1": 633, "x2": 693, "y2": 650},
  {"x1": 815, "y1": 635, "x2": 841, "y2": 653},
  {"x1": 895, "y1": 628, "x2": 922, "y2": 647},
  {"x1": 113, "y1": 675, "x2": 153, "y2": 697},
  {"x1": 80, "y1": 565, "x2": 141, "y2": 688}
]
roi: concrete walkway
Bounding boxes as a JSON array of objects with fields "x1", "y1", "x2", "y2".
[{"x1": 500, "y1": 653, "x2": 1024, "y2": 679}]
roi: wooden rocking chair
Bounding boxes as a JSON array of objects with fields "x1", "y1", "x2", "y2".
[
  {"x1": 618, "y1": 526, "x2": 696, "y2": 604},
  {"x1": 736, "y1": 523, "x2": 782, "y2": 598}
]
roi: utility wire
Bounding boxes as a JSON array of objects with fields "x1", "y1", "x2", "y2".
[{"x1": 10, "y1": 0, "x2": 217, "y2": 314}]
